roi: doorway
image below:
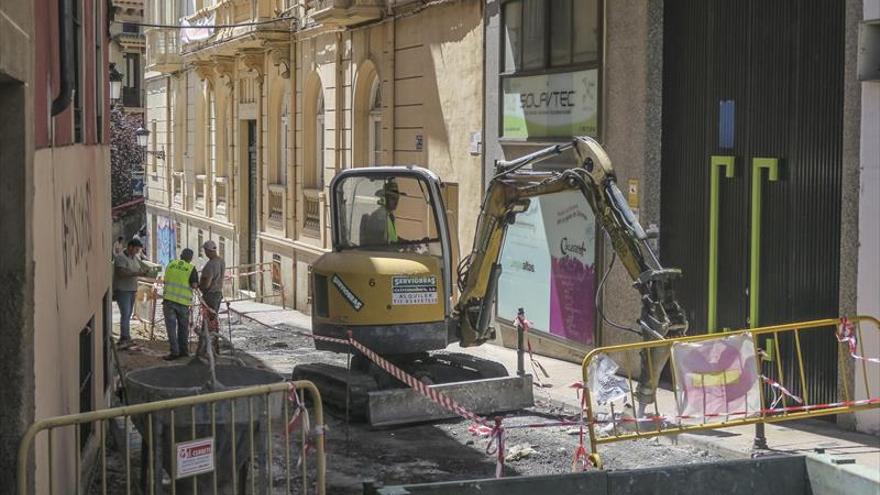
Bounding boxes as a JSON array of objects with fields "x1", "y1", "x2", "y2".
[{"x1": 660, "y1": 0, "x2": 844, "y2": 405}]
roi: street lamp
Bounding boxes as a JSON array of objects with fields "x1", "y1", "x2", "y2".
[
  {"x1": 109, "y1": 63, "x2": 124, "y2": 103},
  {"x1": 135, "y1": 127, "x2": 166, "y2": 160}
]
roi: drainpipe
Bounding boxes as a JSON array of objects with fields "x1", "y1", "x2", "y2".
[{"x1": 52, "y1": 0, "x2": 74, "y2": 116}]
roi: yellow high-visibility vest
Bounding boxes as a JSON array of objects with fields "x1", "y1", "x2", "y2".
[
  {"x1": 163, "y1": 259, "x2": 194, "y2": 306},
  {"x1": 386, "y1": 213, "x2": 398, "y2": 242}
]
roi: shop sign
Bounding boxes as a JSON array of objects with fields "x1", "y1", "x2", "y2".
[{"x1": 502, "y1": 69, "x2": 599, "y2": 139}]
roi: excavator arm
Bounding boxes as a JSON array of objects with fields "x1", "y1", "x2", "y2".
[{"x1": 452, "y1": 137, "x2": 688, "y2": 406}]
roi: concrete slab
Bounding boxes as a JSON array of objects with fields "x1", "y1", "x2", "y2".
[
  {"x1": 368, "y1": 375, "x2": 534, "y2": 427},
  {"x1": 805, "y1": 453, "x2": 880, "y2": 495},
  {"x1": 369, "y1": 471, "x2": 607, "y2": 494},
  {"x1": 370, "y1": 456, "x2": 809, "y2": 495}
]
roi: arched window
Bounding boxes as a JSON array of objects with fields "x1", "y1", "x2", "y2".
[
  {"x1": 303, "y1": 73, "x2": 325, "y2": 190},
  {"x1": 315, "y1": 92, "x2": 325, "y2": 188},
  {"x1": 368, "y1": 78, "x2": 382, "y2": 166}
]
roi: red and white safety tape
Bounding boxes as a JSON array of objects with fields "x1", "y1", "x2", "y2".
[
  {"x1": 224, "y1": 268, "x2": 271, "y2": 280},
  {"x1": 514, "y1": 314, "x2": 551, "y2": 387},
  {"x1": 762, "y1": 375, "x2": 803, "y2": 408},
  {"x1": 837, "y1": 317, "x2": 880, "y2": 364},
  {"x1": 347, "y1": 334, "x2": 508, "y2": 476}
]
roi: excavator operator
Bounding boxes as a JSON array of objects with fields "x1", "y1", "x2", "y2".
[{"x1": 362, "y1": 179, "x2": 404, "y2": 246}]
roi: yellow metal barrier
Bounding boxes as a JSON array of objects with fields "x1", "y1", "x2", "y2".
[
  {"x1": 18, "y1": 381, "x2": 326, "y2": 495},
  {"x1": 580, "y1": 315, "x2": 880, "y2": 468}
]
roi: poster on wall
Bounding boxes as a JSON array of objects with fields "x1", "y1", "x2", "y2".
[
  {"x1": 497, "y1": 199, "x2": 553, "y2": 330},
  {"x1": 502, "y1": 69, "x2": 599, "y2": 139},
  {"x1": 156, "y1": 216, "x2": 177, "y2": 267},
  {"x1": 498, "y1": 190, "x2": 597, "y2": 346}
]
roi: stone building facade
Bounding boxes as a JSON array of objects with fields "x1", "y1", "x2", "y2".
[
  {"x1": 2, "y1": 0, "x2": 113, "y2": 491},
  {"x1": 144, "y1": 0, "x2": 484, "y2": 312}
]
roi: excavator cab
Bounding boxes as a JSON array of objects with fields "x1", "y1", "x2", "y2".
[{"x1": 310, "y1": 167, "x2": 456, "y2": 355}]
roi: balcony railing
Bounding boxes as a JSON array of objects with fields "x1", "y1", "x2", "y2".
[
  {"x1": 194, "y1": 174, "x2": 207, "y2": 212},
  {"x1": 214, "y1": 176, "x2": 228, "y2": 218},
  {"x1": 145, "y1": 28, "x2": 181, "y2": 73},
  {"x1": 302, "y1": 188, "x2": 324, "y2": 235},
  {"x1": 122, "y1": 86, "x2": 141, "y2": 108},
  {"x1": 268, "y1": 184, "x2": 286, "y2": 232},
  {"x1": 172, "y1": 172, "x2": 184, "y2": 206}
]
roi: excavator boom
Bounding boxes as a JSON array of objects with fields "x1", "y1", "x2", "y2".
[
  {"x1": 453, "y1": 137, "x2": 688, "y2": 406},
  {"x1": 300, "y1": 137, "x2": 687, "y2": 425}
]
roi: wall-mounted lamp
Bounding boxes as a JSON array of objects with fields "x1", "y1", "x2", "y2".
[
  {"x1": 109, "y1": 63, "x2": 124, "y2": 102},
  {"x1": 135, "y1": 127, "x2": 166, "y2": 160}
]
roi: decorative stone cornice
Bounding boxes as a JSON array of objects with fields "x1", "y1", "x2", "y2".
[
  {"x1": 191, "y1": 60, "x2": 216, "y2": 87},
  {"x1": 240, "y1": 49, "x2": 267, "y2": 83},
  {"x1": 265, "y1": 42, "x2": 291, "y2": 79},
  {"x1": 212, "y1": 56, "x2": 236, "y2": 90}
]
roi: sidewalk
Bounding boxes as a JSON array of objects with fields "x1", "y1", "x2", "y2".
[{"x1": 226, "y1": 301, "x2": 880, "y2": 476}]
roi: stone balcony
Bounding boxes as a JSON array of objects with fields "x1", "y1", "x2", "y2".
[
  {"x1": 179, "y1": 1, "x2": 291, "y2": 54},
  {"x1": 308, "y1": 0, "x2": 385, "y2": 27},
  {"x1": 145, "y1": 28, "x2": 182, "y2": 73}
]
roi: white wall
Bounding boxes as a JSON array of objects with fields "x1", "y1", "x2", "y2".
[{"x1": 855, "y1": 0, "x2": 880, "y2": 435}]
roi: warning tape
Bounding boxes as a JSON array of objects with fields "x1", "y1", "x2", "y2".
[
  {"x1": 584, "y1": 397, "x2": 880, "y2": 426},
  {"x1": 225, "y1": 268, "x2": 272, "y2": 280},
  {"x1": 514, "y1": 314, "x2": 551, "y2": 386},
  {"x1": 347, "y1": 334, "x2": 489, "y2": 425},
  {"x1": 838, "y1": 317, "x2": 880, "y2": 364},
  {"x1": 763, "y1": 375, "x2": 803, "y2": 408},
  {"x1": 287, "y1": 383, "x2": 323, "y2": 467},
  {"x1": 347, "y1": 333, "x2": 508, "y2": 476}
]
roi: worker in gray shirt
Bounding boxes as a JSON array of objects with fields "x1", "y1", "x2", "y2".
[
  {"x1": 114, "y1": 238, "x2": 149, "y2": 344},
  {"x1": 198, "y1": 240, "x2": 226, "y2": 356}
]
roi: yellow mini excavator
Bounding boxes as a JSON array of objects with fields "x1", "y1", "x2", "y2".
[{"x1": 293, "y1": 137, "x2": 688, "y2": 426}]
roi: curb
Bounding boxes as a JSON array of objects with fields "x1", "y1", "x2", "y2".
[{"x1": 670, "y1": 431, "x2": 880, "y2": 495}]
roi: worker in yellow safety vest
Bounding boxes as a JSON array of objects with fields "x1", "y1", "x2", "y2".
[
  {"x1": 361, "y1": 179, "x2": 402, "y2": 246},
  {"x1": 162, "y1": 248, "x2": 199, "y2": 360}
]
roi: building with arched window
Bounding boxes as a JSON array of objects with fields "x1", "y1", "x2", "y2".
[{"x1": 144, "y1": 0, "x2": 486, "y2": 314}]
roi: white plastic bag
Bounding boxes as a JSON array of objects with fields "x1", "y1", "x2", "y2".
[{"x1": 586, "y1": 353, "x2": 630, "y2": 405}]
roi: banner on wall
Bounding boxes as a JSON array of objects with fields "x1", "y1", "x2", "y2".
[
  {"x1": 502, "y1": 69, "x2": 599, "y2": 139},
  {"x1": 180, "y1": 13, "x2": 215, "y2": 44},
  {"x1": 498, "y1": 190, "x2": 597, "y2": 346},
  {"x1": 156, "y1": 216, "x2": 177, "y2": 268}
]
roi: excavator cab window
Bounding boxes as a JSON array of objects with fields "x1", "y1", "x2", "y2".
[
  {"x1": 334, "y1": 175, "x2": 442, "y2": 255},
  {"x1": 330, "y1": 167, "x2": 455, "y2": 311}
]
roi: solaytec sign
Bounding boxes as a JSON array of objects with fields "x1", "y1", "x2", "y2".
[{"x1": 502, "y1": 69, "x2": 599, "y2": 139}]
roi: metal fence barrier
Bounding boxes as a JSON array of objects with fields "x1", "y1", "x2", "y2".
[
  {"x1": 131, "y1": 262, "x2": 287, "y2": 341},
  {"x1": 18, "y1": 381, "x2": 326, "y2": 495},
  {"x1": 224, "y1": 263, "x2": 286, "y2": 306},
  {"x1": 580, "y1": 315, "x2": 880, "y2": 468}
]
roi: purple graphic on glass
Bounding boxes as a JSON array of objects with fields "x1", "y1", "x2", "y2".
[{"x1": 549, "y1": 255, "x2": 596, "y2": 346}]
